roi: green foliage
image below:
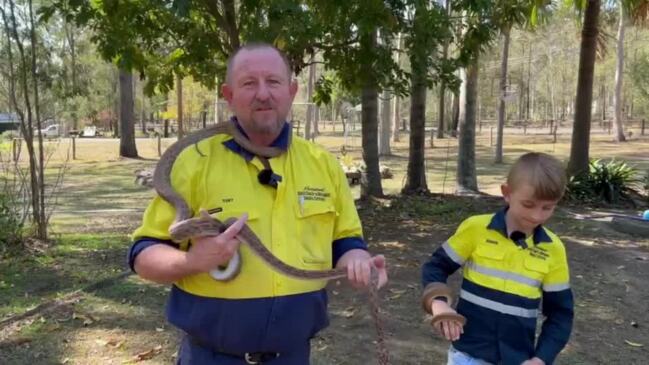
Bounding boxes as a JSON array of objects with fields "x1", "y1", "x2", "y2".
[
  {"x1": 566, "y1": 159, "x2": 639, "y2": 203},
  {"x1": 643, "y1": 170, "x2": 649, "y2": 197},
  {"x1": 0, "y1": 189, "x2": 23, "y2": 253},
  {"x1": 1, "y1": 130, "x2": 20, "y2": 141},
  {"x1": 46, "y1": 0, "x2": 322, "y2": 95},
  {"x1": 629, "y1": 51, "x2": 649, "y2": 103}
]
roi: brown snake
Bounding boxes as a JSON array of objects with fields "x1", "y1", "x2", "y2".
[{"x1": 151, "y1": 120, "x2": 390, "y2": 364}]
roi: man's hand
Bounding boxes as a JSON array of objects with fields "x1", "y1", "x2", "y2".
[
  {"x1": 185, "y1": 214, "x2": 248, "y2": 273},
  {"x1": 337, "y1": 249, "x2": 388, "y2": 289},
  {"x1": 431, "y1": 299, "x2": 464, "y2": 341},
  {"x1": 521, "y1": 358, "x2": 545, "y2": 365}
]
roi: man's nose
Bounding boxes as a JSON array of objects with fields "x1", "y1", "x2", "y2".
[{"x1": 255, "y1": 82, "x2": 271, "y2": 100}]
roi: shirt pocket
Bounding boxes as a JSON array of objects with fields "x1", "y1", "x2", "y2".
[
  {"x1": 523, "y1": 256, "x2": 549, "y2": 283},
  {"x1": 471, "y1": 244, "x2": 507, "y2": 289},
  {"x1": 293, "y1": 201, "x2": 337, "y2": 268}
]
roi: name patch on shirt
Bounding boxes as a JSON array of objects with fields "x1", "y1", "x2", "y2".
[
  {"x1": 529, "y1": 246, "x2": 549, "y2": 260},
  {"x1": 298, "y1": 187, "x2": 331, "y2": 202}
]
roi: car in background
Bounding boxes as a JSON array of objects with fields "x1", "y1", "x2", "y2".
[{"x1": 38, "y1": 124, "x2": 60, "y2": 138}]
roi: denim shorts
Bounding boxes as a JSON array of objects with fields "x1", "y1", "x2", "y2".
[{"x1": 447, "y1": 346, "x2": 494, "y2": 365}]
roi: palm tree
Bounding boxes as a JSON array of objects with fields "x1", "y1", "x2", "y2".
[{"x1": 568, "y1": 0, "x2": 601, "y2": 176}]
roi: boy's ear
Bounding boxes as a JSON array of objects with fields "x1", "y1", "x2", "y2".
[{"x1": 501, "y1": 184, "x2": 511, "y2": 203}]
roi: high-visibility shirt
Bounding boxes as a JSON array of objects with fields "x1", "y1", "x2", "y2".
[
  {"x1": 128, "y1": 121, "x2": 366, "y2": 355},
  {"x1": 422, "y1": 208, "x2": 574, "y2": 365}
]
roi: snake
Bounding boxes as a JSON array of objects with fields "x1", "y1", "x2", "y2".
[{"x1": 151, "y1": 120, "x2": 390, "y2": 364}]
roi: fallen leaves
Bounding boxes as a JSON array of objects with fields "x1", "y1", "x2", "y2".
[
  {"x1": 95, "y1": 338, "x2": 124, "y2": 349},
  {"x1": 130, "y1": 345, "x2": 163, "y2": 362},
  {"x1": 624, "y1": 340, "x2": 644, "y2": 347},
  {"x1": 340, "y1": 306, "x2": 357, "y2": 318},
  {"x1": 72, "y1": 312, "x2": 97, "y2": 326}
]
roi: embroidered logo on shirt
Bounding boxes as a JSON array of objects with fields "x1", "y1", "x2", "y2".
[
  {"x1": 529, "y1": 246, "x2": 549, "y2": 260},
  {"x1": 297, "y1": 186, "x2": 331, "y2": 202},
  {"x1": 207, "y1": 207, "x2": 223, "y2": 214}
]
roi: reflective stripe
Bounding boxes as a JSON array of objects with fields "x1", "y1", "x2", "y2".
[
  {"x1": 460, "y1": 289, "x2": 538, "y2": 318},
  {"x1": 543, "y1": 283, "x2": 571, "y2": 292},
  {"x1": 465, "y1": 260, "x2": 542, "y2": 288},
  {"x1": 442, "y1": 241, "x2": 465, "y2": 265}
]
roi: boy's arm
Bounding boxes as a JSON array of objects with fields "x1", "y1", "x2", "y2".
[{"x1": 534, "y1": 245, "x2": 574, "y2": 364}]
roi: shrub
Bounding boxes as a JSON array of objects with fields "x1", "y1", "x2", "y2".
[{"x1": 565, "y1": 159, "x2": 638, "y2": 204}]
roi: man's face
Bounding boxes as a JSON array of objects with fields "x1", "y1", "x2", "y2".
[
  {"x1": 222, "y1": 48, "x2": 298, "y2": 138},
  {"x1": 501, "y1": 183, "x2": 558, "y2": 233}
]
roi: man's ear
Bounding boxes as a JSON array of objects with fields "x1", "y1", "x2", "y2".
[
  {"x1": 221, "y1": 84, "x2": 233, "y2": 104},
  {"x1": 289, "y1": 79, "x2": 298, "y2": 100}
]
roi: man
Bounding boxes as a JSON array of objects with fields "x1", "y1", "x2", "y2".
[{"x1": 127, "y1": 43, "x2": 388, "y2": 364}]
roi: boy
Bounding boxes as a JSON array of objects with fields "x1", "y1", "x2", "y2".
[{"x1": 421, "y1": 152, "x2": 574, "y2": 365}]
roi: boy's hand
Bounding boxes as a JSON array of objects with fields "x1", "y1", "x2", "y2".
[
  {"x1": 521, "y1": 358, "x2": 545, "y2": 365},
  {"x1": 431, "y1": 299, "x2": 464, "y2": 341}
]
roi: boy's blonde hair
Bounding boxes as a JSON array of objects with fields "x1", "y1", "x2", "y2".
[{"x1": 507, "y1": 152, "x2": 567, "y2": 201}]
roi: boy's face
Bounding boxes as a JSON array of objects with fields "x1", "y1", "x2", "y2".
[{"x1": 501, "y1": 183, "x2": 559, "y2": 232}]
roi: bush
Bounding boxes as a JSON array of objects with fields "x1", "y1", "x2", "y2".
[
  {"x1": 1, "y1": 129, "x2": 20, "y2": 141},
  {"x1": 565, "y1": 159, "x2": 638, "y2": 204},
  {"x1": 0, "y1": 190, "x2": 23, "y2": 252}
]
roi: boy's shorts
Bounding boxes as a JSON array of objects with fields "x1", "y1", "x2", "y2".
[{"x1": 447, "y1": 346, "x2": 494, "y2": 365}]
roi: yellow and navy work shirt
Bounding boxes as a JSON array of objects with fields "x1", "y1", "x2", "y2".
[
  {"x1": 422, "y1": 209, "x2": 574, "y2": 365},
  {"x1": 128, "y1": 120, "x2": 366, "y2": 355}
]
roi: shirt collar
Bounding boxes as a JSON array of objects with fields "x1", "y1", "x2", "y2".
[
  {"x1": 222, "y1": 117, "x2": 291, "y2": 161},
  {"x1": 487, "y1": 206, "x2": 552, "y2": 245}
]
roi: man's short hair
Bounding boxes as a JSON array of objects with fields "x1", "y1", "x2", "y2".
[
  {"x1": 226, "y1": 43, "x2": 293, "y2": 83},
  {"x1": 507, "y1": 152, "x2": 567, "y2": 201}
]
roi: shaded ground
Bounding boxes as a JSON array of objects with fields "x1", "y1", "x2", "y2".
[{"x1": 1, "y1": 131, "x2": 649, "y2": 364}]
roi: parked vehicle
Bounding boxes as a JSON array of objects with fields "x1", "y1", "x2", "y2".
[{"x1": 38, "y1": 124, "x2": 60, "y2": 138}]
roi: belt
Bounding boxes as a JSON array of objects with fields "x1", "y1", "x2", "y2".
[{"x1": 188, "y1": 337, "x2": 280, "y2": 364}]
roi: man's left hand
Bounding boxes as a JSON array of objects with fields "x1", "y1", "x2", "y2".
[
  {"x1": 338, "y1": 250, "x2": 387, "y2": 289},
  {"x1": 521, "y1": 358, "x2": 545, "y2": 365}
]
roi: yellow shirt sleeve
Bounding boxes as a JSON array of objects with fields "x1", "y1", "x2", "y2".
[{"x1": 444, "y1": 216, "x2": 481, "y2": 264}]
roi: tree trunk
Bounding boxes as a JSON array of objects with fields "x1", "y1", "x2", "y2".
[
  {"x1": 392, "y1": 34, "x2": 402, "y2": 142},
  {"x1": 119, "y1": 69, "x2": 138, "y2": 157},
  {"x1": 141, "y1": 81, "x2": 147, "y2": 134},
  {"x1": 456, "y1": 63, "x2": 479, "y2": 193},
  {"x1": 379, "y1": 90, "x2": 391, "y2": 156},
  {"x1": 437, "y1": 0, "x2": 452, "y2": 140},
  {"x1": 495, "y1": 26, "x2": 511, "y2": 164},
  {"x1": 29, "y1": 0, "x2": 46, "y2": 238},
  {"x1": 305, "y1": 59, "x2": 315, "y2": 140},
  {"x1": 613, "y1": 4, "x2": 626, "y2": 142},
  {"x1": 403, "y1": 75, "x2": 428, "y2": 194},
  {"x1": 176, "y1": 74, "x2": 184, "y2": 139},
  {"x1": 568, "y1": 0, "x2": 601, "y2": 176},
  {"x1": 450, "y1": 90, "x2": 460, "y2": 136},
  {"x1": 360, "y1": 31, "x2": 383, "y2": 198}
]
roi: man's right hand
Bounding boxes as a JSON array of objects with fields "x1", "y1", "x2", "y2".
[
  {"x1": 431, "y1": 299, "x2": 464, "y2": 341},
  {"x1": 185, "y1": 214, "x2": 248, "y2": 273}
]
